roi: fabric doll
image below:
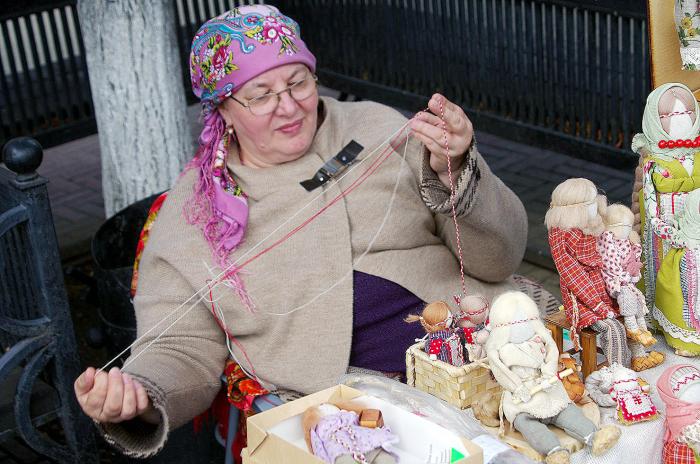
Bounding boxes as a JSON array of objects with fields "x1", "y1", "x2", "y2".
[
  {"x1": 658, "y1": 364, "x2": 700, "y2": 463},
  {"x1": 546, "y1": 178, "x2": 659, "y2": 371},
  {"x1": 302, "y1": 401, "x2": 399, "y2": 464},
  {"x1": 676, "y1": 0, "x2": 700, "y2": 70},
  {"x1": 634, "y1": 83, "x2": 700, "y2": 358},
  {"x1": 557, "y1": 354, "x2": 586, "y2": 404},
  {"x1": 485, "y1": 291, "x2": 621, "y2": 464},
  {"x1": 609, "y1": 367, "x2": 659, "y2": 425},
  {"x1": 405, "y1": 301, "x2": 465, "y2": 366},
  {"x1": 584, "y1": 363, "x2": 640, "y2": 408},
  {"x1": 597, "y1": 204, "x2": 658, "y2": 348},
  {"x1": 454, "y1": 294, "x2": 490, "y2": 361}
]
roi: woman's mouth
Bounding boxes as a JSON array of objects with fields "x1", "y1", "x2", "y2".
[{"x1": 277, "y1": 119, "x2": 303, "y2": 134}]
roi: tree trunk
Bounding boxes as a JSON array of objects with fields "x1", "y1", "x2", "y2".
[{"x1": 77, "y1": 0, "x2": 192, "y2": 217}]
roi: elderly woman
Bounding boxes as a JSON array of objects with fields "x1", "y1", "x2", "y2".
[{"x1": 74, "y1": 5, "x2": 531, "y2": 456}]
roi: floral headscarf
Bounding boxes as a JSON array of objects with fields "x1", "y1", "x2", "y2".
[{"x1": 184, "y1": 5, "x2": 316, "y2": 308}]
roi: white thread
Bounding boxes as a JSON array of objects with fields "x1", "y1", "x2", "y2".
[
  {"x1": 118, "y1": 279, "x2": 229, "y2": 372},
  {"x1": 268, "y1": 127, "x2": 411, "y2": 316},
  {"x1": 100, "y1": 118, "x2": 416, "y2": 372}
]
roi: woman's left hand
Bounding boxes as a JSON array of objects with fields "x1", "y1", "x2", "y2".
[{"x1": 410, "y1": 93, "x2": 474, "y2": 187}]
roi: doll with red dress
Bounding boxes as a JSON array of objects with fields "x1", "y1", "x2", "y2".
[{"x1": 545, "y1": 178, "x2": 662, "y2": 371}]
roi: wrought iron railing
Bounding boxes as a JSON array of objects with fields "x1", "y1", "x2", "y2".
[{"x1": 1, "y1": 0, "x2": 649, "y2": 168}]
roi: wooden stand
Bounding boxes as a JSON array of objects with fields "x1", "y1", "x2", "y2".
[{"x1": 545, "y1": 311, "x2": 606, "y2": 379}]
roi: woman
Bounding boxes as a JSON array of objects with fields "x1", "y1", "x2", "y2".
[{"x1": 74, "y1": 5, "x2": 529, "y2": 456}]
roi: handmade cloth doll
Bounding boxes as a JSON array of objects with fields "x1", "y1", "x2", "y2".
[
  {"x1": 486, "y1": 291, "x2": 621, "y2": 464},
  {"x1": 584, "y1": 363, "x2": 641, "y2": 408},
  {"x1": 597, "y1": 204, "x2": 657, "y2": 347},
  {"x1": 676, "y1": 0, "x2": 700, "y2": 70},
  {"x1": 406, "y1": 301, "x2": 465, "y2": 366},
  {"x1": 658, "y1": 364, "x2": 700, "y2": 463},
  {"x1": 634, "y1": 83, "x2": 700, "y2": 358},
  {"x1": 609, "y1": 367, "x2": 659, "y2": 425},
  {"x1": 302, "y1": 402, "x2": 399, "y2": 464},
  {"x1": 454, "y1": 294, "x2": 490, "y2": 361},
  {"x1": 546, "y1": 178, "x2": 658, "y2": 371}
]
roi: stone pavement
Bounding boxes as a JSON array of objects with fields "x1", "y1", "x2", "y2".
[{"x1": 38, "y1": 95, "x2": 635, "y2": 300}]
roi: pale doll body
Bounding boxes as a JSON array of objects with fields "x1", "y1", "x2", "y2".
[
  {"x1": 302, "y1": 402, "x2": 398, "y2": 464},
  {"x1": 597, "y1": 204, "x2": 657, "y2": 347},
  {"x1": 454, "y1": 294, "x2": 490, "y2": 361},
  {"x1": 485, "y1": 292, "x2": 621, "y2": 464}
]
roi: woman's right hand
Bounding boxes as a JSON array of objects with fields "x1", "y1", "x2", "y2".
[{"x1": 74, "y1": 367, "x2": 159, "y2": 424}]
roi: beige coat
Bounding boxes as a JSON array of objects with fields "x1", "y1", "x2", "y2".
[{"x1": 100, "y1": 97, "x2": 527, "y2": 456}]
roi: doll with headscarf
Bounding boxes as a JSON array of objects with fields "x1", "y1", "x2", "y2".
[
  {"x1": 597, "y1": 204, "x2": 657, "y2": 347},
  {"x1": 453, "y1": 294, "x2": 490, "y2": 361},
  {"x1": 657, "y1": 364, "x2": 700, "y2": 463},
  {"x1": 609, "y1": 367, "x2": 659, "y2": 425},
  {"x1": 546, "y1": 178, "x2": 661, "y2": 371},
  {"x1": 405, "y1": 301, "x2": 465, "y2": 366},
  {"x1": 485, "y1": 291, "x2": 621, "y2": 464},
  {"x1": 633, "y1": 83, "x2": 700, "y2": 357}
]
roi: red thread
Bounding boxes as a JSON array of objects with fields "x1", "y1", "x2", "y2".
[
  {"x1": 438, "y1": 99, "x2": 468, "y2": 297},
  {"x1": 220, "y1": 131, "x2": 409, "y2": 281}
]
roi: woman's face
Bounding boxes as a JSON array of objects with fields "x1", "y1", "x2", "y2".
[{"x1": 218, "y1": 64, "x2": 319, "y2": 168}]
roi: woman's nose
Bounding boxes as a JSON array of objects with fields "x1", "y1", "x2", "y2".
[{"x1": 275, "y1": 90, "x2": 298, "y2": 116}]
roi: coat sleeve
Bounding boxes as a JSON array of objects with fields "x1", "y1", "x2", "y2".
[
  {"x1": 97, "y1": 244, "x2": 228, "y2": 458},
  {"x1": 419, "y1": 139, "x2": 528, "y2": 282}
]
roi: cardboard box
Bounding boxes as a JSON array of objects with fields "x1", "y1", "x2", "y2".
[{"x1": 242, "y1": 384, "x2": 482, "y2": 464}]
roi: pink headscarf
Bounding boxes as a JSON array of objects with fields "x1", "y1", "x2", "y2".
[
  {"x1": 185, "y1": 5, "x2": 316, "y2": 300},
  {"x1": 657, "y1": 364, "x2": 700, "y2": 442}
]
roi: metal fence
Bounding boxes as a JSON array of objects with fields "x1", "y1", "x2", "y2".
[
  {"x1": 278, "y1": 0, "x2": 649, "y2": 168},
  {"x1": 1, "y1": 0, "x2": 649, "y2": 168}
]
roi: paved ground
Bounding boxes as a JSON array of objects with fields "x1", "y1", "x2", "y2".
[{"x1": 37, "y1": 91, "x2": 635, "y2": 300}]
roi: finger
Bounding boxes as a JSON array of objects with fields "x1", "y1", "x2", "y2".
[
  {"x1": 428, "y1": 94, "x2": 465, "y2": 130},
  {"x1": 410, "y1": 118, "x2": 445, "y2": 145},
  {"x1": 84, "y1": 370, "x2": 109, "y2": 418},
  {"x1": 133, "y1": 379, "x2": 150, "y2": 414},
  {"x1": 100, "y1": 367, "x2": 124, "y2": 420},
  {"x1": 413, "y1": 111, "x2": 443, "y2": 128},
  {"x1": 75, "y1": 367, "x2": 95, "y2": 399},
  {"x1": 412, "y1": 131, "x2": 446, "y2": 157},
  {"x1": 120, "y1": 374, "x2": 137, "y2": 420}
]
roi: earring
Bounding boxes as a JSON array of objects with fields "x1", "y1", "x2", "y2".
[{"x1": 226, "y1": 127, "x2": 234, "y2": 135}]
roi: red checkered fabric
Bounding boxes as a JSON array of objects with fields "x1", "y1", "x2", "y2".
[
  {"x1": 548, "y1": 228, "x2": 617, "y2": 329},
  {"x1": 662, "y1": 440, "x2": 698, "y2": 464}
]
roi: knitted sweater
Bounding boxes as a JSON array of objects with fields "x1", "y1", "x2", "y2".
[{"x1": 99, "y1": 97, "x2": 527, "y2": 457}]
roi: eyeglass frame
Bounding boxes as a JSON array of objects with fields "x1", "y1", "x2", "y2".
[{"x1": 229, "y1": 74, "x2": 319, "y2": 115}]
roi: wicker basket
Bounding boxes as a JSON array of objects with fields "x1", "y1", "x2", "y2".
[{"x1": 405, "y1": 342, "x2": 501, "y2": 409}]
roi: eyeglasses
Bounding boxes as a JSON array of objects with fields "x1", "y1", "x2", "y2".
[{"x1": 230, "y1": 74, "x2": 318, "y2": 116}]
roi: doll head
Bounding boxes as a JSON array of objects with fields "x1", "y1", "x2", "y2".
[
  {"x1": 454, "y1": 294, "x2": 489, "y2": 328},
  {"x1": 672, "y1": 365, "x2": 700, "y2": 402},
  {"x1": 611, "y1": 366, "x2": 639, "y2": 392},
  {"x1": 486, "y1": 291, "x2": 549, "y2": 351},
  {"x1": 658, "y1": 85, "x2": 697, "y2": 137},
  {"x1": 633, "y1": 83, "x2": 700, "y2": 159},
  {"x1": 604, "y1": 204, "x2": 640, "y2": 244},
  {"x1": 405, "y1": 301, "x2": 453, "y2": 333},
  {"x1": 545, "y1": 178, "x2": 606, "y2": 236}
]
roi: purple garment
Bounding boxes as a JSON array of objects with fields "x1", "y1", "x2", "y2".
[
  {"x1": 310, "y1": 410, "x2": 399, "y2": 464},
  {"x1": 350, "y1": 271, "x2": 426, "y2": 372}
]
